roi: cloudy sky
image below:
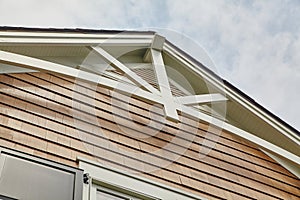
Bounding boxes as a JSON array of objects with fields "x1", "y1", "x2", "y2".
[{"x1": 0, "y1": 0, "x2": 299, "y2": 130}]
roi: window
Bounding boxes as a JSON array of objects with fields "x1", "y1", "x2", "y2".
[
  {"x1": 90, "y1": 179, "x2": 156, "y2": 200},
  {"x1": 97, "y1": 190, "x2": 128, "y2": 200},
  {"x1": 0, "y1": 194, "x2": 17, "y2": 200},
  {"x1": 78, "y1": 157, "x2": 205, "y2": 200},
  {"x1": 96, "y1": 186, "x2": 142, "y2": 200},
  {"x1": 0, "y1": 147, "x2": 83, "y2": 200}
]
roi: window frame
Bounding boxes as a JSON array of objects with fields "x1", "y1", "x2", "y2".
[
  {"x1": 0, "y1": 194, "x2": 18, "y2": 200},
  {"x1": 0, "y1": 146, "x2": 83, "y2": 200},
  {"x1": 78, "y1": 157, "x2": 206, "y2": 200},
  {"x1": 94, "y1": 184, "x2": 145, "y2": 200}
]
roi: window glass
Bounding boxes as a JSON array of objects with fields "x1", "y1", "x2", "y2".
[
  {"x1": 0, "y1": 153, "x2": 82, "y2": 200},
  {"x1": 95, "y1": 186, "x2": 143, "y2": 200},
  {"x1": 96, "y1": 190, "x2": 128, "y2": 200}
]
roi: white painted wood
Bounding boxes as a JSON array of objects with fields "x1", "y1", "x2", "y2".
[
  {"x1": 91, "y1": 46, "x2": 159, "y2": 95},
  {"x1": 260, "y1": 149, "x2": 300, "y2": 178},
  {"x1": 0, "y1": 50, "x2": 159, "y2": 103},
  {"x1": 163, "y1": 43, "x2": 300, "y2": 146},
  {"x1": 78, "y1": 158, "x2": 207, "y2": 200},
  {"x1": 177, "y1": 93, "x2": 227, "y2": 105},
  {"x1": 0, "y1": 31, "x2": 154, "y2": 39},
  {"x1": 83, "y1": 182, "x2": 90, "y2": 200},
  {"x1": 0, "y1": 38, "x2": 152, "y2": 46},
  {"x1": 90, "y1": 184, "x2": 97, "y2": 200},
  {"x1": 151, "y1": 34, "x2": 165, "y2": 51},
  {"x1": 0, "y1": 153, "x2": 5, "y2": 178},
  {"x1": 0, "y1": 31, "x2": 154, "y2": 46},
  {"x1": 78, "y1": 64, "x2": 135, "y2": 85},
  {"x1": 0, "y1": 63, "x2": 37, "y2": 74},
  {"x1": 0, "y1": 49, "x2": 299, "y2": 165},
  {"x1": 151, "y1": 48, "x2": 179, "y2": 121}
]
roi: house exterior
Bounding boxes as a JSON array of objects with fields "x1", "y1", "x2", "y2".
[{"x1": 0, "y1": 27, "x2": 299, "y2": 200}]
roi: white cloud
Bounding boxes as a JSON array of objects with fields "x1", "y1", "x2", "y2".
[
  {"x1": 0, "y1": 0, "x2": 77, "y2": 27},
  {"x1": 164, "y1": 0, "x2": 300, "y2": 130},
  {"x1": 0, "y1": 0, "x2": 299, "y2": 129}
]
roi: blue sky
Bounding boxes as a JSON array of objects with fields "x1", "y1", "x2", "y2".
[{"x1": 0, "y1": 0, "x2": 299, "y2": 130}]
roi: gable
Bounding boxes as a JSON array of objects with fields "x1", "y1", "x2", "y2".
[
  {"x1": 0, "y1": 28, "x2": 299, "y2": 199},
  {"x1": 0, "y1": 29, "x2": 298, "y2": 163}
]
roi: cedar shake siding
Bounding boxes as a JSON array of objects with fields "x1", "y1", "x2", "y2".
[{"x1": 0, "y1": 72, "x2": 299, "y2": 200}]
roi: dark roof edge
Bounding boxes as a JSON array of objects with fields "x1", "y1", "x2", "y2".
[
  {"x1": 0, "y1": 26, "x2": 298, "y2": 135},
  {"x1": 0, "y1": 26, "x2": 155, "y2": 35},
  {"x1": 165, "y1": 39, "x2": 299, "y2": 135},
  {"x1": 223, "y1": 80, "x2": 299, "y2": 135}
]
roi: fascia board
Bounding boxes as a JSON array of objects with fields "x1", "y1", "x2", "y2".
[
  {"x1": 163, "y1": 43, "x2": 300, "y2": 145},
  {"x1": 0, "y1": 30, "x2": 154, "y2": 39},
  {"x1": 0, "y1": 31, "x2": 153, "y2": 46},
  {"x1": 0, "y1": 38, "x2": 152, "y2": 46}
]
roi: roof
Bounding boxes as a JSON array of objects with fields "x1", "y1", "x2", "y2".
[{"x1": 0, "y1": 26, "x2": 155, "y2": 34}]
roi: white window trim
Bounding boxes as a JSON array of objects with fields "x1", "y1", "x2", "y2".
[
  {"x1": 0, "y1": 146, "x2": 83, "y2": 200},
  {"x1": 78, "y1": 157, "x2": 207, "y2": 200},
  {"x1": 93, "y1": 184, "x2": 146, "y2": 200}
]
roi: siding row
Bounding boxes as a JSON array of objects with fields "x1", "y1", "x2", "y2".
[
  {"x1": 0, "y1": 72, "x2": 299, "y2": 200},
  {"x1": 9, "y1": 73, "x2": 295, "y2": 176},
  {"x1": 0, "y1": 74, "x2": 296, "y2": 182},
  {"x1": 7, "y1": 73, "x2": 284, "y2": 167},
  {"x1": 0, "y1": 117, "x2": 293, "y2": 200},
  {"x1": 2, "y1": 80, "x2": 298, "y2": 188}
]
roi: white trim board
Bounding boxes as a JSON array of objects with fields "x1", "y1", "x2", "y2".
[
  {"x1": 0, "y1": 31, "x2": 154, "y2": 46},
  {"x1": 260, "y1": 148, "x2": 300, "y2": 179},
  {"x1": 0, "y1": 63, "x2": 37, "y2": 74},
  {"x1": 163, "y1": 43, "x2": 300, "y2": 145}
]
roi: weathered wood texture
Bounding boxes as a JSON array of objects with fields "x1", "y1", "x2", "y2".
[{"x1": 0, "y1": 72, "x2": 299, "y2": 200}]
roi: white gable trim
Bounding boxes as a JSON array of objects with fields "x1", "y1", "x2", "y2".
[
  {"x1": 91, "y1": 46, "x2": 160, "y2": 95},
  {"x1": 0, "y1": 30, "x2": 299, "y2": 169},
  {"x1": 0, "y1": 31, "x2": 153, "y2": 46},
  {"x1": 0, "y1": 48, "x2": 299, "y2": 166},
  {"x1": 261, "y1": 149, "x2": 300, "y2": 178}
]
